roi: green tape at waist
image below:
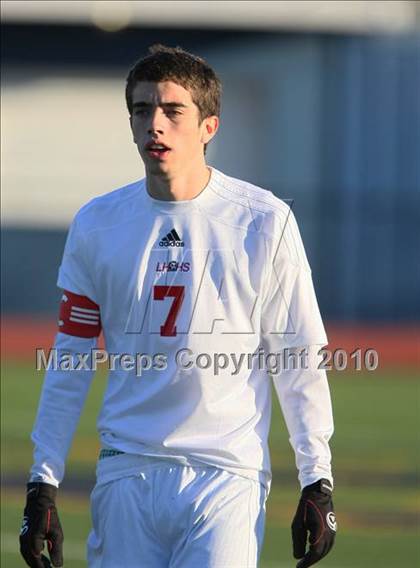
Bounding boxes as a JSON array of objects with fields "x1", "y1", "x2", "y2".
[{"x1": 99, "y1": 449, "x2": 125, "y2": 460}]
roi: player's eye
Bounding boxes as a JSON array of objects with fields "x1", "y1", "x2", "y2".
[{"x1": 166, "y1": 109, "x2": 182, "y2": 116}]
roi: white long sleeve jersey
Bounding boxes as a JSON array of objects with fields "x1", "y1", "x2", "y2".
[{"x1": 31, "y1": 166, "x2": 334, "y2": 490}]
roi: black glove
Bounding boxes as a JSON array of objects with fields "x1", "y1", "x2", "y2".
[
  {"x1": 19, "y1": 482, "x2": 64, "y2": 568},
  {"x1": 291, "y1": 478, "x2": 336, "y2": 568}
]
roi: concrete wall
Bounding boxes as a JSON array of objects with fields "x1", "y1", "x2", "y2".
[{"x1": 2, "y1": 26, "x2": 419, "y2": 320}]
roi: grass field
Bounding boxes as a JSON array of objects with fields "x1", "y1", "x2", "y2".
[{"x1": 1, "y1": 361, "x2": 419, "y2": 567}]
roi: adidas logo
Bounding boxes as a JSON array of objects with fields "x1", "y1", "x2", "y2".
[{"x1": 159, "y1": 228, "x2": 184, "y2": 247}]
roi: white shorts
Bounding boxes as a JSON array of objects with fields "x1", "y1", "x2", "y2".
[{"x1": 87, "y1": 460, "x2": 268, "y2": 568}]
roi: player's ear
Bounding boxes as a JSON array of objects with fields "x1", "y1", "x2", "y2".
[
  {"x1": 200, "y1": 116, "x2": 219, "y2": 145},
  {"x1": 129, "y1": 115, "x2": 137, "y2": 143}
]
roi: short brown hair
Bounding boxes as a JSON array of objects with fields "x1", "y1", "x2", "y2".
[{"x1": 126, "y1": 44, "x2": 222, "y2": 153}]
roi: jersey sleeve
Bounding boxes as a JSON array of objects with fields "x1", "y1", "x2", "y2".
[
  {"x1": 29, "y1": 215, "x2": 100, "y2": 487},
  {"x1": 58, "y1": 290, "x2": 102, "y2": 338},
  {"x1": 261, "y1": 208, "x2": 333, "y2": 489},
  {"x1": 261, "y1": 209, "x2": 327, "y2": 351},
  {"x1": 30, "y1": 332, "x2": 97, "y2": 487},
  {"x1": 57, "y1": 214, "x2": 98, "y2": 303},
  {"x1": 271, "y1": 345, "x2": 334, "y2": 489}
]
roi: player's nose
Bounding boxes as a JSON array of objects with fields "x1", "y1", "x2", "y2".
[{"x1": 147, "y1": 107, "x2": 165, "y2": 134}]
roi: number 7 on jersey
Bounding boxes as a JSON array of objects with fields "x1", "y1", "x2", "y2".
[{"x1": 153, "y1": 285, "x2": 185, "y2": 337}]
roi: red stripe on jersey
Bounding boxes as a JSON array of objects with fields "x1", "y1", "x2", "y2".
[{"x1": 58, "y1": 291, "x2": 102, "y2": 338}]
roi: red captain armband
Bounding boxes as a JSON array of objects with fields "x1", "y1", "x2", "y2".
[{"x1": 58, "y1": 290, "x2": 102, "y2": 338}]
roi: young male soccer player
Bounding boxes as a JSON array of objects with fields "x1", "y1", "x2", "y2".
[{"x1": 20, "y1": 45, "x2": 336, "y2": 568}]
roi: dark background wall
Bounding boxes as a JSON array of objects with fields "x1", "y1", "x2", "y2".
[{"x1": 2, "y1": 24, "x2": 419, "y2": 321}]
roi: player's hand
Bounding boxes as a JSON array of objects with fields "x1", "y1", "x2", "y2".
[
  {"x1": 19, "y1": 482, "x2": 64, "y2": 568},
  {"x1": 291, "y1": 478, "x2": 336, "y2": 567}
]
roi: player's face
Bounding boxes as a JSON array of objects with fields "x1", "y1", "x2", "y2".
[{"x1": 130, "y1": 81, "x2": 217, "y2": 176}]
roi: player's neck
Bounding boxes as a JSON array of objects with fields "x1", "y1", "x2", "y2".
[{"x1": 146, "y1": 161, "x2": 211, "y2": 202}]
